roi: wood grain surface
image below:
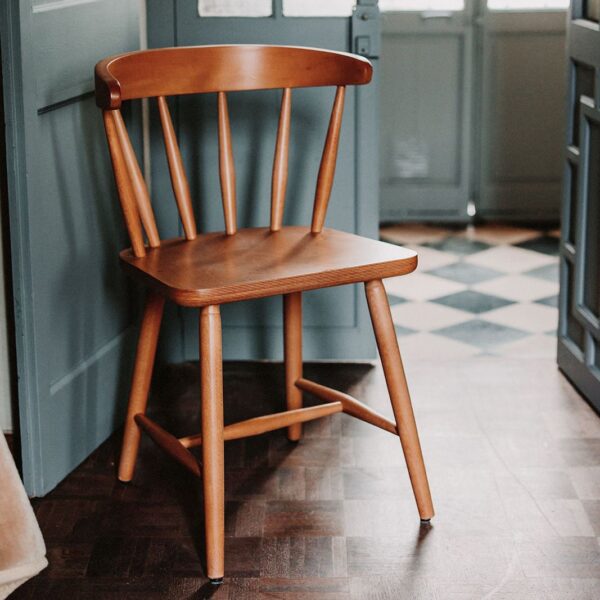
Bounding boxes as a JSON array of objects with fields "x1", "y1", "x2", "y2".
[
  {"x1": 95, "y1": 45, "x2": 372, "y2": 109},
  {"x1": 12, "y1": 360, "x2": 600, "y2": 599},
  {"x1": 119, "y1": 227, "x2": 417, "y2": 307}
]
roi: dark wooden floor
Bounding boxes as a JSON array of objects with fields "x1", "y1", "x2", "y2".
[{"x1": 11, "y1": 358, "x2": 600, "y2": 599}]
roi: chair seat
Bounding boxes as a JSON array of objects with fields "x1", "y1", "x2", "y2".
[{"x1": 120, "y1": 226, "x2": 417, "y2": 306}]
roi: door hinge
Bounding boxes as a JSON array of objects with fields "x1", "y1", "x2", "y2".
[{"x1": 352, "y1": 1, "x2": 381, "y2": 59}]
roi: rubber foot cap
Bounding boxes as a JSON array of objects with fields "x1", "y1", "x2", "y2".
[
  {"x1": 420, "y1": 518, "x2": 431, "y2": 523},
  {"x1": 209, "y1": 578, "x2": 224, "y2": 586}
]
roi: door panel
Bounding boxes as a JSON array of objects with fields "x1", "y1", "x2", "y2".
[
  {"x1": 1, "y1": 0, "x2": 141, "y2": 495},
  {"x1": 478, "y1": 9, "x2": 567, "y2": 220},
  {"x1": 380, "y1": 4, "x2": 473, "y2": 221},
  {"x1": 35, "y1": 100, "x2": 133, "y2": 381},
  {"x1": 558, "y1": 0, "x2": 600, "y2": 411},
  {"x1": 382, "y1": 35, "x2": 462, "y2": 181},
  {"x1": 32, "y1": 1, "x2": 137, "y2": 109},
  {"x1": 581, "y1": 113, "x2": 600, "y2": 322},
  {"x1": 147, "y1": 0, "x2": 381, "y2": 360}
]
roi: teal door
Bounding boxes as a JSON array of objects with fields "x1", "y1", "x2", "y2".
[
  {"x1": 558, "y1": 0, "x2": 600, "y2": 411},
  {"x1": 477, "y1": 3, "x2": 567, "y2": 221},
  {"x1": 379, "y1": 1, "x2": 475, "y2": 222},
  {"x1": 379, "y1": 0, "x2": 567, "y2": 223},
  {"x1": 0, "y1": 0, "x2": 142, "y2": 495},
  {"x1": 147, "y1": 0, "x2": 381, "y2": 361}
]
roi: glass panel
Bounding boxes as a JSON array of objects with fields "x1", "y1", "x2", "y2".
[
  {"x1": 583, "y1": 120, "x2": 600, "y2": 319},
  {"x1": 488, "y1": 0, "x2": 568, "y2": 9},
  {"x1": 572, "y1": 63, "x2": 595, "y2": 147},
  {"x1": 567, "y1": 162, "x2": 579, "y2": 246},
  {"x1": 380, "y1": 35, "x2": 461, "y2": 182},
  {"x1": 586, "y1": 0, "x2": 600, "y2": 22},
  {"x1": 198, "y1": 0, "x2": 272, "y2": 17},
  {"x1": 565, "y1": 260, "x2": 586, "y2": 351},
  {"x1": 379, "y1": 0, "x2": 464, "y2": 10},
  {"x1": 282, "y1": 0, "x2": 354, "y2": 16}
]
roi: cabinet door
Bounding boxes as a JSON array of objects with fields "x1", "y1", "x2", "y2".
[
  {"x1": 0, "y1": 0, "x2": 142, "y2": 495},
  {"x1": 558, "y1": 0, "x2": 600, "y2": 411},
  {"x1": 147, "y1": 0, "x2": 381, "y2": 360}
]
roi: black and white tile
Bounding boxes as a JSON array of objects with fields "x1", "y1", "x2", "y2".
[{"x1": 380, "y1": 224, "x2": 560, "y2": 360}]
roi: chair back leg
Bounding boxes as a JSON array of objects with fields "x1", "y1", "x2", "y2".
[
  {"x1": 200, "y1": 305, "x2": 225, "y2": 581},
  {"x1": 365, "y1": 279, "x2": 434, "y2": 521},
  {"x1": 118, "y1": 292, "x2": 165, "y2": 482},
  {"x1": 284, "y1": 292, "x2": 303, "y2": 441}
]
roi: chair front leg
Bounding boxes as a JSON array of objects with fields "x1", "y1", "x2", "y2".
[
  {"x1": 364, "y1": 279, "x2": 434, "y2": 521},
  {"x1": 118, "y1": 292, "x2": 165, "y2": 482},
  {"x1": 284, "y1": 292, "x2": 303, "y2": 441},
  {"x1": 200, "y1": 305, "x2": 225, "y2": 583}
]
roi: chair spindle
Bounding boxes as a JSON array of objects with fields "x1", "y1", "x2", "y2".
[
  {"x1": 112, "y1": 110, "x2": 160, "y2": 248},
  {"x1": 311, "y1": 85, "x2": 346, "y2": 233},
  {"x1": 270, "y1": 88, "x2": 292, "y2": 232},
  {"x1": 217, "y1": 92, "x2": 237, "y2": 235},
  {"x1": 103, "y1": 111, "x2": 146, "y2": 258},
  {"x1": 157, "y1": 96, "x2": 197, "y2": 240}
]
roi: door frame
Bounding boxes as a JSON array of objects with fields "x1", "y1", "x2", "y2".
[
  {"x1": 0, "y1": 15, "x2": 21, "y2": 463},
  {"x1": 0, "y1": 0, "x2": 41, "y2": 486}
]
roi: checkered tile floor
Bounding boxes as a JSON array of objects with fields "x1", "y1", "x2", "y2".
[{"x1": 380, "y1": 223, "x2": 560, "y2": 360}]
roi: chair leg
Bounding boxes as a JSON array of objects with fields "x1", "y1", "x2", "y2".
[
  {"x1": 200, "y1": 305, "x2": 225, "y2": 583},
  {"x1": 284, "y1": 292, "x2": 303, "y2": 441},
  {"x1": 364, "y1": 279, "x2": 434, "y2": 521},
  {"x1": 118, "y1": 292, "x2": 165, "y2": 482}
]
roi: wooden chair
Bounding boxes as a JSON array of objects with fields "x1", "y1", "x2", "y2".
[{"x1": 95, "y1": 45, "x2": 434, "y2": 584}]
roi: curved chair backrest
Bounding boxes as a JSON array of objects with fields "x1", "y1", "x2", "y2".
[{"x1": 95, "y1": 45, "x2": 373, "y2": 258}]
